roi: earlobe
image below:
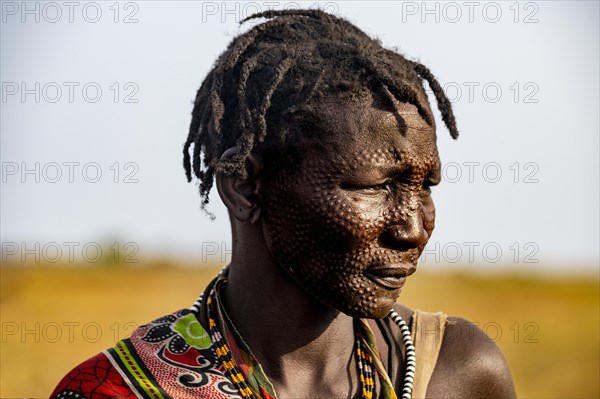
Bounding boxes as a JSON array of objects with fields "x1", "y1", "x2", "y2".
[{"x1": 216, "y1": 147, "x2": 262, "y2": 223}]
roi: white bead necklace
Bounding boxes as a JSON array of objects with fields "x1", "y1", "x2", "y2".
[{"x1": 389, "y1": 309, "x2": 416, "y2": 399}]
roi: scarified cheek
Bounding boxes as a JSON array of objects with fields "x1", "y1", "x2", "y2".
[
  {"x1": 260, "y1": 162, "x2": 437, "y2": 318},
  {"x1": 316, "y1": 198, "x2": 384, "y2": 246}
]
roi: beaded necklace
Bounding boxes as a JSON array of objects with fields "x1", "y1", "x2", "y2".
[{"x1": 196, "y1": 283, "x2": 416, "y2": 399}]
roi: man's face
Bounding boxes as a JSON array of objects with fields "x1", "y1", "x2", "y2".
[{"x1": 260, "y1": 92, "x2": 441, "y2": 319}]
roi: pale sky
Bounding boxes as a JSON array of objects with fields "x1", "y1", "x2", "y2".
[{"x1": 1, "y1": 1, "x2": 598, "y2": 273}]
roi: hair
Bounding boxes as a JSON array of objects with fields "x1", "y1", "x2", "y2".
[{"x1": 183, "y1": 9, "x2": 458, "y2": 213}]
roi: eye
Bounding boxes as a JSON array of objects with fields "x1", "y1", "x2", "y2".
[{"x1": 340, "y1": 181, "x2": 391, "y2": 194}]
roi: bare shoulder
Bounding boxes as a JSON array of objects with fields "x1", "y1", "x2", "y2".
[
  {"x1": 427, "y1": 316, "x2": 517, "y2": 398},
  {"x1": 387, "y1": 305, "x2": 515, "y2": 397}
]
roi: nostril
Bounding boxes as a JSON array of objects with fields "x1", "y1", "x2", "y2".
[
  {"x1": 380, "y1": 224, "x2": 428, "y2": 250},
  {"x1": 379, "y1": 227, "x2": 416, "y2": 251}
]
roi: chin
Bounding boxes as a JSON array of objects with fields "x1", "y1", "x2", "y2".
[{"x1": 337, "y1": 296, "x2": 397, "y2": 320}]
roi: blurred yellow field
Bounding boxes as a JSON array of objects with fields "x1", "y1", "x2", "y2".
[{"x1": 1, "y1": 264, "x2": 598, "y2": 398}]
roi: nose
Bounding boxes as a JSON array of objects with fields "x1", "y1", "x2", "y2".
[{"x1": 381, "y1": 210, "x2": 430, "y2": 250}]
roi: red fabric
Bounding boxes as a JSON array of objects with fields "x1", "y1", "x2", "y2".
[
  {"x1": 259, "y1": 387, "x2": 275, "y2": 399},
  {"x1": 51, "y1": 352, "x2": 138, "y2": 399}
]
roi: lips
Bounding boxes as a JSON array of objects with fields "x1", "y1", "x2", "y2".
[{"x1": 363, "y1": 264, "x2": 416, "y2": 290}]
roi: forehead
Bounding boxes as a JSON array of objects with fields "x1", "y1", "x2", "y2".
[{"x1": 303, "y1": 92, "x2": 440, "y2": 168}]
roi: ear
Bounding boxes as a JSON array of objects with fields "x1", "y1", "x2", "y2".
[{"x1": 216, "y1": 147, "x2": 263, "y2": 223}]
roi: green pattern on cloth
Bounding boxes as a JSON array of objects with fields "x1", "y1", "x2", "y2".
[{"x1": 173, "y1": 313, "x2": 213, "y2": 349}]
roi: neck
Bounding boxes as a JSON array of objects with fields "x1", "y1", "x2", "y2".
[{"x1": 221, "y1": 222, "x2": 356, "y2": 387}]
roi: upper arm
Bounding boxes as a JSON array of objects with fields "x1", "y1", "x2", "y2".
[
  {"x1": 51, "y1": 352, "x2": 138, "y2": 399},
  {"x1": 426, "y1": 316, "x2": 517, "y2": 399}
]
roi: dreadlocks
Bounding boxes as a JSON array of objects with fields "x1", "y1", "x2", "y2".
[{"x1": 183, "y1": 9, "x2": 458, "y2": 212}]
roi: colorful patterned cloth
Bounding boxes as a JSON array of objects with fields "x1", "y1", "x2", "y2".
[
  {"x1": 52, "y1": 276, "x2": 398, "y2": 399},
  {"x1": 51, "y1": 308, "x2": 242, "y2": 399}
]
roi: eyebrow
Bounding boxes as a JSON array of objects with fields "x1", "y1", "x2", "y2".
[
  {"x1": 370, "y1": 157, "x2": 441, "y2": 180},
  {"x1": 377, "y1": 165, "x2": 406, "y2": 179},
  {"x1": 353, "y1": 163, "x2": 406, "y2": 180}
]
